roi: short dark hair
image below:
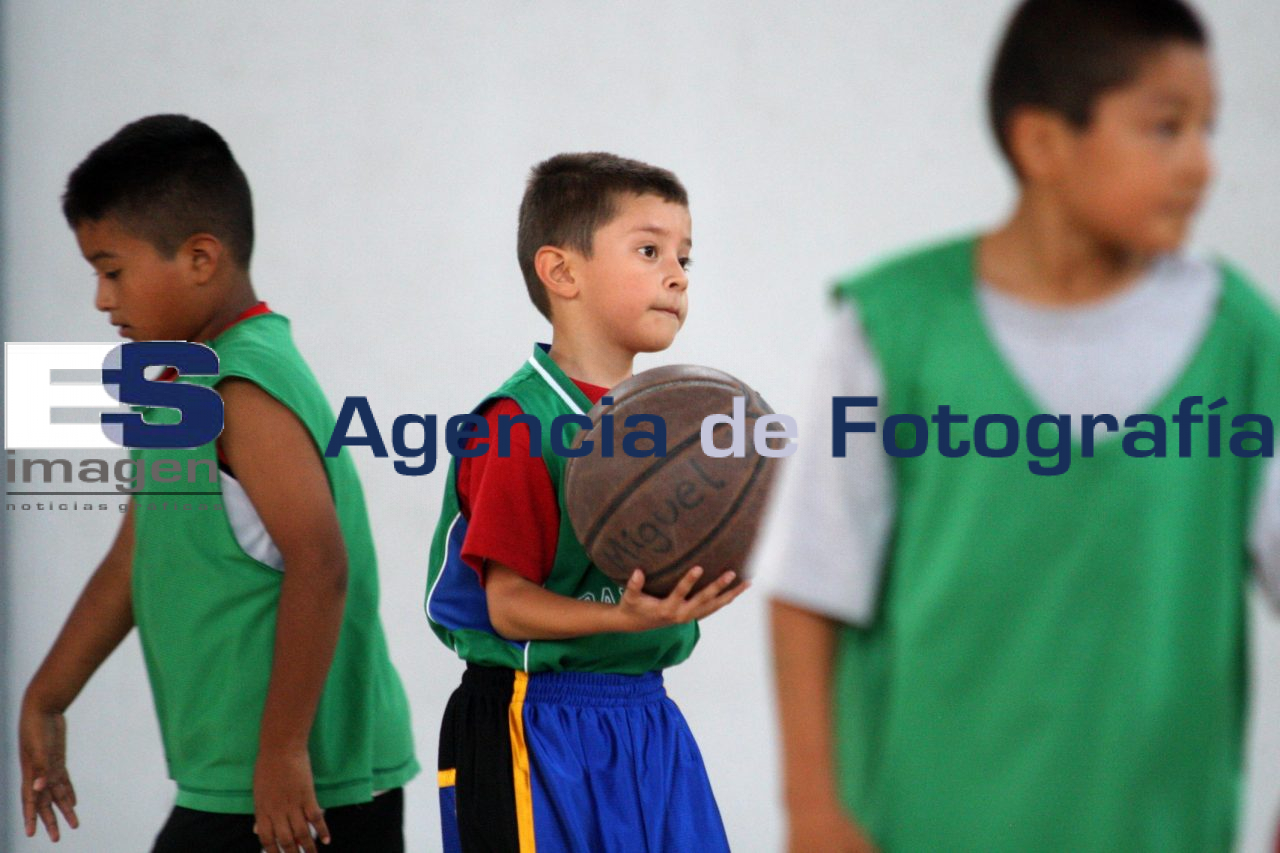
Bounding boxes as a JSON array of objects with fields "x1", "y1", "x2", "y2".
[
  {"x1": 988, "y1": 0, "x2": 1208, "y2": 172},
  {"x1": 63, "y1": 114, "x2": 254, "y2": 268},
  {"x1": 517, "y1": 152, "x2": 688, "y2": 319}
]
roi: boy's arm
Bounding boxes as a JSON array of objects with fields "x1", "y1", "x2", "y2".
[
  {"x1": 750, "y1": 305, "x2": 890, "y2": 851},
  {"x1": 20, "y1": 501, "x2": 136, "y2": 841},
  {"x1": 216, "y1": 378, "x2": 345, "y2": 853},
  {"x1": 770, "y1": 599, "x2": 878, "y2": 853},
  {"x1": 1249, "y1": 456, "x2": 1280, "y2": 610},
  {"x1": 486, "y1": 563, "x2": 746, "y2": 639}
]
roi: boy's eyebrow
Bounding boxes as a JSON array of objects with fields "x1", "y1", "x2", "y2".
[
  {"x1": 631, "y1": 225, "x2": 693, "y2": 249},
  {"x1": 86, "y1": 250, "x2": 118, "y2": 262},
  {"x1": 1144, "y1": 91, "x2": 1209, "y2": 110}
]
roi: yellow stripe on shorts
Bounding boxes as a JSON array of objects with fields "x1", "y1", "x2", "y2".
[
  {"x1": 508, "y1": 670, "x2": 536, "y2": 851},
  {"x1": 437, "y1": 768, "x2": 456, "y2": 787}
]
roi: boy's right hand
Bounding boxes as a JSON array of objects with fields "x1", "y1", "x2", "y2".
[
  {"x1": 18, "y1": 699, "x2": 79, "y2": 842},
  {"x1": 615, "y1": 566, "x2": 748, "y2": 631},
  {"x1": 787, "y1": 801, "x2": 878, "y2": 853}
]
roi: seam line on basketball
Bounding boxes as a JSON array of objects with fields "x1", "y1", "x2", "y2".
[
  {"x1": 645, "y1": 451, "x2": 770, "y2": 581},
  {"x1": 577, "y1": 429, "x2": 708, "y2": 548},
  {"x1": 527, "y1": 356, "x2": 585, "y2": 415},
  {"x1": 570, "y1": 384, "x2": 771, "y2": 546}
]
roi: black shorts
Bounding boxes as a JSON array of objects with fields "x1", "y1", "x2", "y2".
[
  {"x1": 150, "y1": 787, "x2": 403, "y2": 853},
  {"x1": 437, "y1": 665, "x2": 525, "y2": 852}
]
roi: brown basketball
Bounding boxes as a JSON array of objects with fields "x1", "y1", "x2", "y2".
[{"x1": 564, "y1": 365, "x2": 783, "y2": 596}]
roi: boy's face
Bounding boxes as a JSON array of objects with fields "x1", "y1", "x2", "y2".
[
  {"x1": 75, "y1": 216, "x2": 208, "y2": 342},
  {"x1": 1055, "y1": 43, "x2": 1216, "y2": 253},
  {"x1": 572, "y1": 192, "x2": 692, "y2": 355}
]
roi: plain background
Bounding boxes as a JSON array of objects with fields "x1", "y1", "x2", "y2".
[{"x1": 3, "y1": 2, "x2": 1278, "y2": 850}]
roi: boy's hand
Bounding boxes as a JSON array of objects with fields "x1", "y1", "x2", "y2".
[
  {"x1": 615, "y1": 566, "x2": 748, "y2": 631},
  {"x1": 19, "y1": 700, "x2": 79, "y2": 841},
  {"x1": 17, "y1": 504, "x2": 133, "y2": 843},
  {"x1": 253, "y1": 747, "x2": 330, "y2": 852},
  {"x1": 787, "y1": 801, "x2": 878, "y2": 853}
]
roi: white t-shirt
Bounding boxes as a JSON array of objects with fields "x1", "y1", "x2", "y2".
[{"x1": 751, "y1": 252, "x2": 1280, "y2": 624}]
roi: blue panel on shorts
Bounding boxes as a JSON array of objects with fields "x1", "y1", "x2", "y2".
[
  {"x1": 521, "y1": 670, "x2": 730, "y2": 852},
  {"x1": 439, "y1": 782, "x2": 461, "y2": 853}
]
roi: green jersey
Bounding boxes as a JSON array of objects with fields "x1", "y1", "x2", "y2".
[
  {"x1": 425, "y1": 344, "x2": 698, "y2": 673},
  {"x1": 131, "y1": 310, "x2": 417, "y2": 813},
  {"x1": 831, "y1": 237, "x2": 1280, "y2": 852}
]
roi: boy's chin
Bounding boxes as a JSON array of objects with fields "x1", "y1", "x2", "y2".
[
  {"x1": 1095, "y1": 223, "x2": 1192, "y2": 258},
  {"x1": 629, "y1": 334, "x2": 679, "y2": 355},
  {"x1": 1134, "y1": 230, "x2": 1192, "y2": 256}
]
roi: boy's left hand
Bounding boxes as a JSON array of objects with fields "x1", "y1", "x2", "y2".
[
  {"x1": 253, "y1": 747, "x2": 330, "y2": 852},
  {"x1": 616, "y1": 566, "x2": 749, "y2": 631}
]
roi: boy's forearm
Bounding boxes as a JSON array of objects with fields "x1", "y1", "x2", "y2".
[
  {"x1": 770, "y1": 598, "x2": 846, "y2": 811},
  {"x1": 25, "y1": 509, "x2": 136, "y2": 713},
  {"x1": 257, "y1": 544, "x2": 348, "y2": 754},
  {"x1": 487, "y1": 565, "x2": 627, "y2": 640}
]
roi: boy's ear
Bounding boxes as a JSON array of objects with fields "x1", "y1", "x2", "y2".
[
  {"x1": 535, "y1": 245, "x2": 579, "y2": 300},
  {"x1": 180, "y1": 233, "x2": 224, "y2": 285},
  {"x1": 1006, "y1": 107, "x2": 1071, "y2": 183}
]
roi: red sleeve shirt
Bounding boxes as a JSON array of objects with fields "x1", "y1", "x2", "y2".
[{"x1": 455, "y1": 378, "x2": 608, "y2": 586}]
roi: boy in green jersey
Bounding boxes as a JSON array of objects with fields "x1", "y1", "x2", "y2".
[
  {"x1": 756, "y1": 2, "x2": 1280, "y2": 852},
  {"x1": 426, "y1": 153, "x2": 746, "y2": 851},
  {"x1": 18, "y1": 115, "x2": 417, "y2": 853}
]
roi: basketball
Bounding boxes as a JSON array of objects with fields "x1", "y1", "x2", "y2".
[{"x1": 564, "y1": 365, "x2": 783, "y2": 596}]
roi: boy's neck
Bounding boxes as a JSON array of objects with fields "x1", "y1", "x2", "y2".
[
  {"x1": 192, "y1": 275, "x2": 259, "y2": 342},
  {"x1": 546, "y1": 333, "x2": 635, "y2": 390},
  {"x1": 980, "y1": 194, "x2": 1159, "y2": 306}
]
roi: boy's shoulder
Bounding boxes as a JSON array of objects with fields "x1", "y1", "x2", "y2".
[
  {"x1": 1214, "y1": 256, "x2": 1280, "y2": 345},
  {"x1": 481, "y1": 345, "x2": 592, "y2": 423},
  {"x1": 488, "y1": 354, "x2": 549, "y2": 402},
  {"x1": 832, "y1": 233, "x2": 976, "y2": 306},
  {"x1": 206, "y1": 311, "x2": 347, "y2": 449},
  {"x1": 210, "y1": 311, "x2": 324, "y2": 393},
  {"x1": 211, "y1": 310, "x2": 294, "y2": 363}
]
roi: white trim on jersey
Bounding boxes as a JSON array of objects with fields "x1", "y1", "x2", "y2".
[
  {"x1": 527, "y1": 355, "x2": 586, "y2": 416},
  {"x1": 425, "y1": 512, "x2": 462, "y2": 636},
  {"x1": 219, "y1": 469, "x2": 284, "y2": 571}
]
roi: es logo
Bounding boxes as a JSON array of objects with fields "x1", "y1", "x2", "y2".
[{"x1": 4, "y1": 342, "x2": 224, "y2": 449}]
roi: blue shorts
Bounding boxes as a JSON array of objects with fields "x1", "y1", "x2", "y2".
[{"x1": 438, "y1": 665, "x2": 730, "y2": 852}]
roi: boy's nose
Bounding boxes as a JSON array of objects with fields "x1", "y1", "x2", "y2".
[
  {"x1": 94, "y1": 279, "x2": 116, "y2": 312},
  {"x1": 1183, "y1": 129, "x2": 1214, "y2": 189},
  {"x1": 666, "y1": 262, "x2": 689, "y2": 291}
]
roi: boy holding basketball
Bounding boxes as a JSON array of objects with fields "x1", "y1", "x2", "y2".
[
  {"x1": 18, "y1": 115, "x2": 417, "y2": 852},
  {"x1": 756, "y1": 1, "x2": 1280, "y2": 851},
  {"x1": 425, "y1": 153, "x2": 744, "y2": 851}
]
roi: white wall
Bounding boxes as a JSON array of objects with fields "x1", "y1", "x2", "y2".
[{"x1": 3, "y1": 2, "x2": 1278, "y2": 850}]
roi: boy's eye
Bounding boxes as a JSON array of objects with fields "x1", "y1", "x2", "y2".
[
  {"x1": 105, "y1": 270, "x2": 121, "y2": 280},
  {"x1": 679, "y1": 257, "x2": 692, "y2": 271},
  {"x1": 639, "y1": 245, "x2": 657, "y2": 259}
]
